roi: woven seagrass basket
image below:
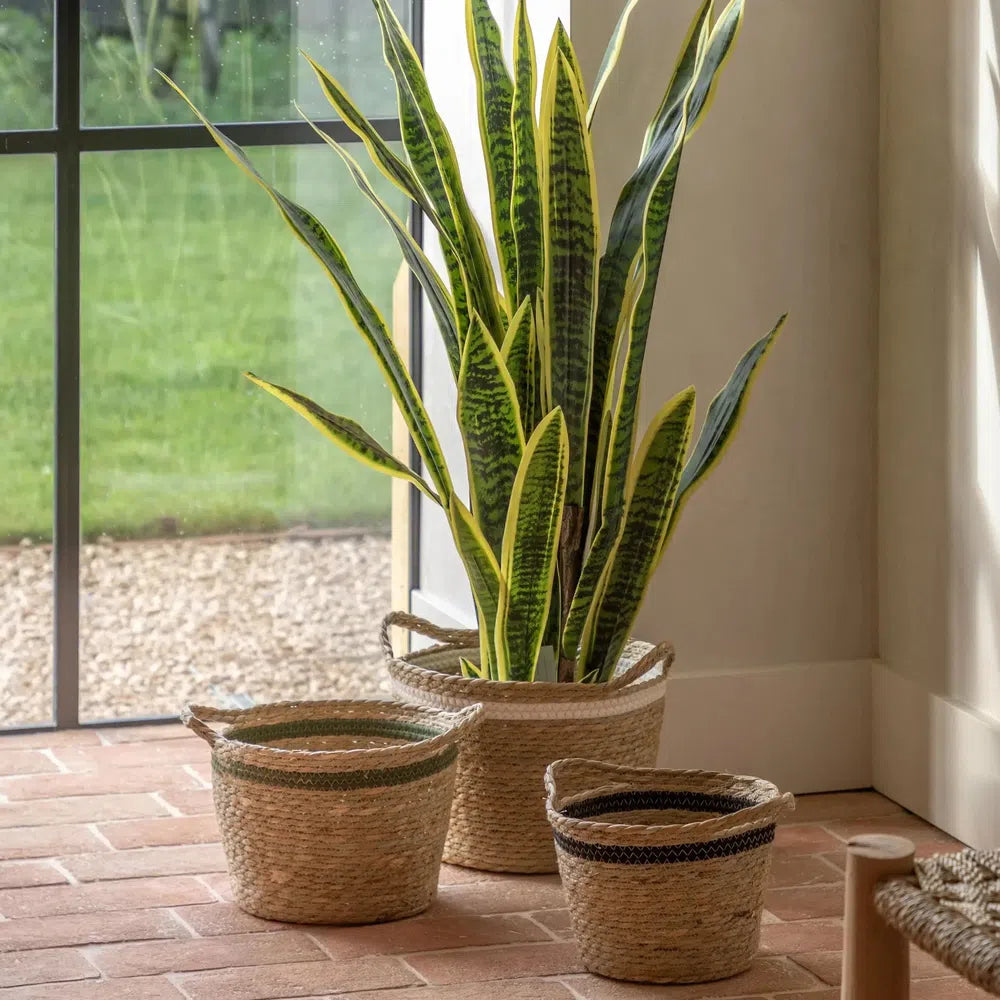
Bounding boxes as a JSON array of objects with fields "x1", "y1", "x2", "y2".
[
  {"x1": 382, "y1": 612, "x2": 674, "y2": 874},
  {"x1": 182, "y1": 699, "x2": 482, "y2": 924},
  {"x1": 545, "y1": 758, "x2": 794, "y2": 984}
]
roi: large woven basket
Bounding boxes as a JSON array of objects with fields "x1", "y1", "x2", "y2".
[
  {"x1": 382, "y1": 612, "x2": 673, "y2": 874},
  {"x1": 546, "y1": 758, "x2": 794, "y2": 983},
  {"x1": 182, "y1": 699, "x2": 482, "y2": 924}
]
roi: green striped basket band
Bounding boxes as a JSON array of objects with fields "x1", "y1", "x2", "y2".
[
  {"x1": 226, "y1": 717, "x2": 445, "y2": 747},
  {"x1": 212, "y1": 744, "x2": 458, "y2": 791}
]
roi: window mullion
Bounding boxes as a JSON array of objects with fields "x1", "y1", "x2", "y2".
[{"x1": 52, "y1": 0, "x2": 82, "y2": 729}]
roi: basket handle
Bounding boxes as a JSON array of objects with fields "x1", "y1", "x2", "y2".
[
  {"x1": 546, "y1": 758, "x2": 797, "y2": 827},
  {"x1": 380, "y1": 611, "x2": 478, "y2": 662},
  {"x1": 181, "y1": 704, "x2": 245, "y2": 746},
  {"x1": 442, "y1": 702, "x2": 485, "y2": 741},
  {"x1": 603, "y1": 639, "x2": 675, "y2": 691}
]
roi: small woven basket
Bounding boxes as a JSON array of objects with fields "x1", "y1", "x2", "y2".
[
  {"x1": 546, "y1": 758, "x2": 794, "y2": 984},
  {"x1": 183, "y1": 699, "x2": 482, "y2": 925},
  {"x1": 383, "y1": 612, "x2": 674, "y2": 874}
]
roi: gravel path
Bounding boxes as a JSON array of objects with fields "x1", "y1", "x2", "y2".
[{"x1": 1, "y1": 533, "x2": 392, "y2": 727}]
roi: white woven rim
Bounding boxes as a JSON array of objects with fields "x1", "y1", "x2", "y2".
[{"x1": 390, "y1": 675, "x2": 668, "y2": 721}]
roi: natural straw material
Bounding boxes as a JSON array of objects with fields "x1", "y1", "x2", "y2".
[
  {"x1": 182, "y1": 699, "x2": 482, "y2": 924},
  {"x1": 382, "y1": 612, "x2": 673, "y2": 873},
  {"x1": 875, "y1": 850, "x2": 1000, "y2": 995},
  {"x1": 546, "y1": 758, "x2": 794, "y2": 984}
]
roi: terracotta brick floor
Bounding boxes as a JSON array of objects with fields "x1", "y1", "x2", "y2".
[{"x1": 0, "y1": 724, "x2": 987, "y2": 999}]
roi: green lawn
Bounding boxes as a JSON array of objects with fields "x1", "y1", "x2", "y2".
[{"x1": 2, "y1": 142, "x2": 409, "y2": 543}]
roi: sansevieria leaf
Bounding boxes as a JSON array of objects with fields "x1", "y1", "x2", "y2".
[
  {"x1": 663, "y1": 314, "x2": 786, "y2": 551},
  {"x1": 303, "y1": 52, "x2": 475, "y2": 340},
  {"x1": 642, "y1": 0, "x2": 714, "y2": 157},
  {"x1": 541, "y1": 45, "x2": 599, "y2": 506},
  {"x1": 510, "y1": 0, "x2": 543, "y2": 313},
  {"x1": 372, "y1": 0, "x2": 506, "y2": 337},
  {"x1": 458, "y1": 315, "x2": 525, "y2": 555},
  {"x1": 581, "y1": 387, "x2": 696, "y2": 681},
  {"x1": 308, "y1": 124, "x2": 462, "y2": 380},
  {"x1": 599, "y1": 2, "x2": 744, "y2": 523},
  {"x1": 301, "y1": 52, "x2": 442, "y2": 236},
  {"x1": 449, "y1": 496, "x2": 505, "y2": 679},
  {"x1": 244, "y1": 373, "x2": 440, "y2": 505},
  {"x1": 584, "y1": 0, "x2": 712, "y2": 525},
  {"x1": 162, "y1": 78, "x2": 453, "y2": 500},
  {"x1": 587, "y1": 0, "x2": 642, "y2": 128},
  {"x1": 501, "y1": 296, "x2": 538, "y2": 434},
  {"x1": 467, "y1": 0, "x2": 518, "y2": 304},
  {"x1": 496, "y1": 408, "x2": 569, "y2": 681},
  {"x1": 653, "y1": 0, "x2": 744, "y2": 150}
]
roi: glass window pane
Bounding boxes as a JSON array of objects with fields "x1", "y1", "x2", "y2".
[
  {"x1": 79, "y1": 144, "x2": 408, "y2": 721},
  {"x1": 0, "y1": 1, "x2": 54, "y2": 129},
  {"x1": 82, "y1": 0, "x2": 409, "y2": 126},
  {"x1": 1, "y1": 155, "x2": 54, "y2": 728}
]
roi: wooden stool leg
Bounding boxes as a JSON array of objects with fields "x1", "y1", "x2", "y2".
[{"x1": 841, "y1": 834, "x2": 916, "y2": 1000}]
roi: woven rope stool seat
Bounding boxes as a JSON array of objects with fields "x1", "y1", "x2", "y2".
[
  {"x1": 183, "y1": 699, "x2": 482, "y2": 925},
  {"x1": 874, "y1": 850, "x2": 1000, "y2": 996}
]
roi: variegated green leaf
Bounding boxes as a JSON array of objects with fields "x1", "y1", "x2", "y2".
[
  {"x1": 581, "y1": 387, "x2": 696, "y2": 681},
  {"x1": 541, "y1": 20, "x2": 585, "y2": 110},
  {"x1": 467, "y1": 0, "x2": 517, "y2": 304},
  {"x1": 542, "y1": 47, "x2": 599, "y2": 506},
  {"x1": 301, "y1": 52, "x2": 440, "y2": 232},
  {"x1": 372, "y1": 0, "x2": 506, "y2": 337},
  {"x1": 459, "y1": 656, "x2": 484, "y2": 679},
  {"x1": 663, "y1": 315, "x2": 786, "y2": 551},
  {"x1": 306, "y1": 121, "x2": 462, "y2": 379},
  {"x1": 584, "y1": 1, "x2": 713, "y2": 527},
  {"x1": 449, "y1": 496, "x2": 505, "y2": 679},
  {"x1": 458, "y1": 315, "x2": 525, "y2": 555},
  {"x1": 501, "y1": 296, "x2": 536, "y2": 434},
  {"x1": 496, "y1": 408, "x2": 569, "y2": 681},
  {"x1": 162, "y1": 78, "x2": 453, "y2": 500},
  {"x1": 587, "y1": 0, "x2": 642, "y2": 128},
  {"x1": 534, "y1": 293, "x2": 551, "y2": 416},
  {"x1": 665, "y1": 0, "x2": 743, "y2": 146},
  {"x1": 562, "y1": 274, "x2": 636, "y2": 660},
  {"x1": 510, "y1": 0, "x2": 543, "y2": 311},
  {"x1": 302, "y1": 52, "x2": 475, "y2": 339},
  {"x1": 244, "y1": 372, "x2": 440, "y2": 505},
  {"x1": 561, "y1": 515, "x2": 617, "y2": 665},
  {"x1": 597, "y1": 2, "x2": 744, "y2": 525},
  {"x1": 641, "y1": 0, "x2": 714, "y2": 157}
]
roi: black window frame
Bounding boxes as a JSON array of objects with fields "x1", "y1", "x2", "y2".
[{"x1": 1, "y1": 0, "x2": 422, "y2": 734}]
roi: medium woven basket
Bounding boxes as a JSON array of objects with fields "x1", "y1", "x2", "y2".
[
  {"x1": 182, "y1": 699, "x2": 482, "y2": 924},
  {"x1": 382, "y1": 612, "x2": 673, "y2": 874},
  {"x1": 546, "y1": 758, "x2": 794, "y2": 984}
]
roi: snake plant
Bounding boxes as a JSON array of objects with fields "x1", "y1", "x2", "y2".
[{"x1": 169, "y1": 0, "x2": 785, "y2": 684}]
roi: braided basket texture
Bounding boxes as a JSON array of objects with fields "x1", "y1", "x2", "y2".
[
  {"x1": 383, "y1": 612, "x2": 673, "y2": 873},
  {"x1": 183, "y1": 699, "x2": 481, "y2": 924},
  {"x1": 546, "y1": 758, "x2": 794, "y2": 984}
]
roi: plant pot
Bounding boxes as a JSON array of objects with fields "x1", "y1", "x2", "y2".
[
  {"x1": 183, "y1": 698, "x2": 482, "y2": 924},
  {"x1": 382, "y1": 612, "x2": 673, "y2": 874},
  {"x1": 545, "y1": 758, "x2": 794, "y2": 984}
]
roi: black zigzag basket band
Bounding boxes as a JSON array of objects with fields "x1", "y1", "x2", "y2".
[
  {"x1": 561, "y1": 788, "x2": 757, "y2": 820},
  {"x1": 553, "y1": 823, "x2": 777, "y2": 865}
]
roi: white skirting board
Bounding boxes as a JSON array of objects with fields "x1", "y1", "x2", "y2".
[
  {"x1": 658, "y1": 660, "x2": 875, "y2": 793},
  {"x1": 873, "y1": 663, "x2": 1000, "y2": 850}
]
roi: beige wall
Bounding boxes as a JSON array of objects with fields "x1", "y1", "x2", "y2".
[
  {"x1": 880, "y1": 0, "x2": 1000, "y2": 719},
  {"x1": 572, "y1": 0, "x2": 881, "y2": 671}
]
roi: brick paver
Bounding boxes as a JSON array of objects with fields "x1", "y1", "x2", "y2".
[{"x1": 0, "y1": 727, "x2": 987, "y2": 999}]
